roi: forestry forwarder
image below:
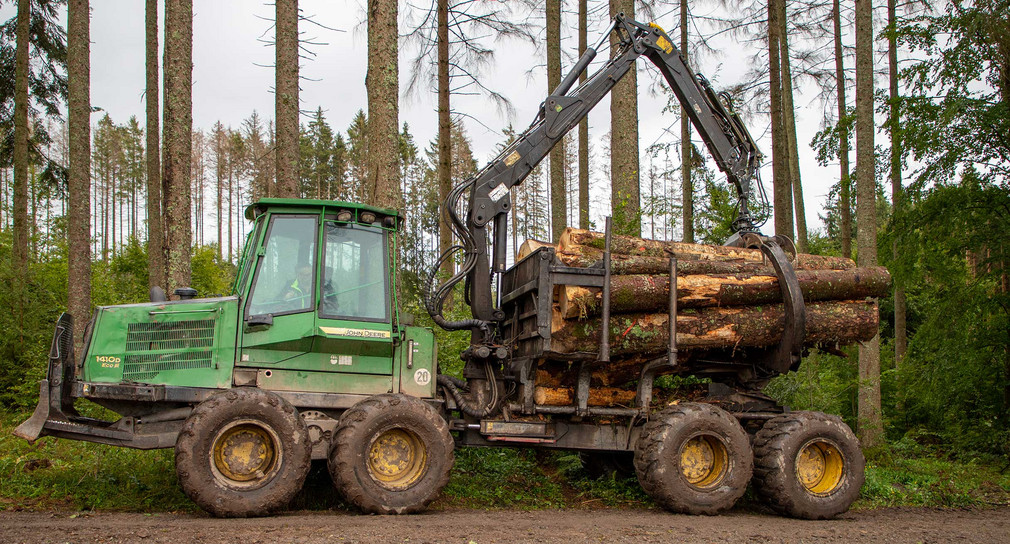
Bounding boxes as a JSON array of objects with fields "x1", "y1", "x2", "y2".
[{"x1": 16, "y1": 15, "x2": 864, "y2": 520}]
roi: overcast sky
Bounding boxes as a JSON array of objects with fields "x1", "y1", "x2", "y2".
[{"x1": 17, "y1": 0, "x2": 851, "y2": 243}]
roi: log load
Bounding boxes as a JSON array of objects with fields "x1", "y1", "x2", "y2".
[
  {"x1": 558, "y1": 267, "x2": 891, "y2": 318},
  {"x1": 549, "y1": 299, "x2": 879, "y2": 357},
  {"x1": 512, "y1": 230, "x2": 887, "y2": 403}
]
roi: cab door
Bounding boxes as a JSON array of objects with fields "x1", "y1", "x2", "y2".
[
  {"x1": 307, "y1": 220, "x2": 396, "y2": 395},
  {"x1": 239, "y1": 214, "x2": 319, "y2": 374}
]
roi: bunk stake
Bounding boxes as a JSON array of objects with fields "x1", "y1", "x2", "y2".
[
  {"x1": 577, "y1": 216, "x2": 615, "y2": 418},
  {"x1": 636, "y1": 257, "x2": 679, "y2": 411}
]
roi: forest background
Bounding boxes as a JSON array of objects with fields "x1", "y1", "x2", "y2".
[{"x1": 0, "y1": 0, "x2": 1008, "y2": 512}]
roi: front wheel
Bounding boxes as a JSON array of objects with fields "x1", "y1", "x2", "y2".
[
  {"x1": 634, "y1": 403, "x2": 753, "y2": 515},
  {"x1": 752, "y1": 411, "x2": 865, "y2": 519},
  {"x1": 328, "y1": 394, "x2": 453, "y2": 514},
  {"x1": 174, "y1": 388, "x2": 312, "y2": 517}
]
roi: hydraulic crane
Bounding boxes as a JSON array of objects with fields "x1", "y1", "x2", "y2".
[{"x1": 426, "y1": 14, "x2": 771, "y2": 341}]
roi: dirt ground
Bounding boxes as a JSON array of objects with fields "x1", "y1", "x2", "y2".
[{"x1": 1, "y1": 507, "x2": 1007, "y2": 544}]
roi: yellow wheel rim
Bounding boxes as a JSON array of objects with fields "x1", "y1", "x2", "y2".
[
  {"x1": 679, "y1": 434, "x2": 729, "y2": 489},
  {"x1": 367, "y1": 428, "x2": 427, "y2": 491},
  {"x1": 795, "y1": 439, "x2": 845, "y2": 495},
  {"x1": 211, "y1": 420, "x2": 281, "y2": 487}
]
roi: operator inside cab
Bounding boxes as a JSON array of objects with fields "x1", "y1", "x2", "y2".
[{"x1": 282, "y1": 265, "x2": 313, "y2": 308}]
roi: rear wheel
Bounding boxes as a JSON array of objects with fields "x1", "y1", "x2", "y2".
[
  {"x1": 328, "y1": 394, "x2": 453, "y2": 514},
  {"x1": 634, "y1": 403, "x2": 752, "y2": 515},
  {"x1": 175, "y1": 388, "x2": 312, "y2": 517},
  {"x1": 752, "y1": 411, "x2": 864, "y2": 519}
]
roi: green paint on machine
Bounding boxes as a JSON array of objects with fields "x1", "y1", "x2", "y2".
[
  {"x1": 76, "y1": 199, "x2": 433, "y2": 402},
  {"x1": 83, "y1": 297, "x2": 238, "y2": 389}
]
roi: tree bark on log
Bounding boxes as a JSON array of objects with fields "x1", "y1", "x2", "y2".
[
  {"x1": 558, "y1": 229, "x2": 854, "y2": 271},
  {"x1": 558, "y1": 267, "x2": 890, "y2": 318},
  {"x1": 549, "y1": 300, "x2": 879, "y2": 356}
]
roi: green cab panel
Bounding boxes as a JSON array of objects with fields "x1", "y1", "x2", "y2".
[
  {"x1": 255, "y1": 368, "x2": 393, "y2": 395},
  {"x1": 397, "y1": 326, "x2": 437, "y2": 398},
  {"x1": 83, "y1": 297, "x2": 238, "y2": 389}
]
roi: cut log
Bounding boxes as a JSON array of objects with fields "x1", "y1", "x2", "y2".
[
  {"x1": 533, "y1": 386, "x2": 637, "y2": 406},
  {"x1": 549, "y1": 299, "x2": 879, "y2": 356},
  {"x1": 558, "y1": 267, "x2": 891, "y2": 318},
  {"x1": 555, "y1": 251, "x2": 786, "y2": 276},
  {"x1": 517, "y1": 239, "x2": 554, "y2": 261},
  {"x1": 557, "y1": 228, "x2": 855, "y2": 271}
]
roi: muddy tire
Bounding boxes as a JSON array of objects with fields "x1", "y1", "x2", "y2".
[
  {"x1": 175, "y1": 388, "x2": 312, "y2": 517},
  {"x1": 634, "y1": 403, "x2": 753, "y2": 515},
  {"x1": 752, "y1": 411, "x2": 865, "y2": 519},
  {"x1": 328, "y1": 394, "x2": 453, "y2": 514}
]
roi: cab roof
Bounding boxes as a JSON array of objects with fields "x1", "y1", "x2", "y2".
[{"x1": 244, "y1": 198, "x2": 402, "y2": 228}]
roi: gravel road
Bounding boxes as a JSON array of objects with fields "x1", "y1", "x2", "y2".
[{"x1": 2, "y1": 507, "x2": 1008, "y2": 544}]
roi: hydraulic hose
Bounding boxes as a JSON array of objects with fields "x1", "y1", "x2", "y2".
[{"x1": 438, "y1": 374, "x2": 496, "y2": 418}]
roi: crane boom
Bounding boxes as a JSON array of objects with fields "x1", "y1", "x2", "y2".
[{"x1": 426, "y1": 14, "x2": 766, "y2": 337}]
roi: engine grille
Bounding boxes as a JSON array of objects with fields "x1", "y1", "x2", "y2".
[
  {"x1": 123, "y1": 319, "x2": 215, "y2": 381},
  {"x1": 125, "y1": 320, "x2": 215, "y2": 352}
]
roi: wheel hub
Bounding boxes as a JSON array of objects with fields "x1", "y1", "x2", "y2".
[
  {"x1": 367, "y1": 428, "x2": 426, "y2": 490},
  {"x1": 211, "y1": 421, "x2": 280, "y2": 487},
  {"x1": 680, "y1": 434, "x2": 729, "y2": 489},
  {"x1": 796, "y1": 439, "x2": 845, "y2": 495}
]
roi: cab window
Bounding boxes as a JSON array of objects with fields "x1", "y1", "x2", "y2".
[
  {"x1": 321, "y1": 222, "x2": 389, "y2": 322},
  {"x1": 247, "y1": 215, "x2": 318, "y2": 316}
]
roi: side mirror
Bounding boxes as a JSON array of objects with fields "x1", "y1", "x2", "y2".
[{"x1": 246, "y1": 314, "x2": 273, "y2": 328}]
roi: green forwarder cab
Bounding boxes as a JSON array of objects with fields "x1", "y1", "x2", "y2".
[{"x1": 16, "y1": 199, "x2": 450, "y2": 517}]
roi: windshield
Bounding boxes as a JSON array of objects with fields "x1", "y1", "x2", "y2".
[{"x1": 320, "y1": 222, "x2": 389, "y2": 322}]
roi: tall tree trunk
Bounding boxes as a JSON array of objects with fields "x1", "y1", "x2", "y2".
[
  {"x1": 779, "y1": 0, "x2": 807, "y2": 251},
  {"x1": 102, "y1": 168, "x2": 108, "y2": 260},
  {"x1": 163, "y1": 0, "x2": 193, "y2": 294},
  {"x1": 146, "y1": 0, "x2": 165, "y2": 289},
  {"x1": 275, "y1": 0, "x2": 298, "y2": 198},
  {"x1": 855, "y1": 0, "x2": 882, "y2": 449},
  {"x1": 215, "y1": 131, "x2": 223, "y2": 260},
  {"x1": 577, "y1": 0, "x2": 589, "y2": 230},
  {"x1": 13, "y1": 0, "x2": 29, "y2": 282},
  {"x1": 680, "y1": 0, "x2": 693, "y2": 243},
  {"x1": 365, "y1": 0, "x2": 401, "y2": 210},
  {"x1": 768, "y1": 0, "x2": 792, "y2": 239},
  {"x1": 834, "y1": 0, "x2": 852, "y2": 259},
  {"x1": 437, "y1": 0, "x2": 452, "y2": 277},
  {"x1": 112, "y1": 171, "x2": 117, "y2": 257},
  {"x1": 888, "y1": 0, "x2": 906, "y2": 364},
  {"x1": 227, "y1": 155, "x2": 233, "y2": 261},
  {"x1": 547, "y1": 0, "x2": 566, "y2": 242},
  {"x1": 609, "y1": 0, "x2": 640, "y2": 237}
]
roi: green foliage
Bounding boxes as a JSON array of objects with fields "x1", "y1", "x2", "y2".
[
  {"x1": 191, "y1": 244, "x2": 236, "y2": 297},
  {"x1": 765, "y1": 350, "x2": 858, "y2": 426},
  {"x1": 0, "y1": 0, "x2": 68, "y2": 171},
  {"x1": 693, "y1": 172, "x2": 737, "y2": 245},
  {"x1": 898, "y1": 0, "x2": 1010, "y2": 187},
  {"x1": 0, "y1": 414, "x2": 194, "y2": 512},
  {"x1": 858, "y1": 455, "x2": 1010, "y2": 508},
  {"x1": 885, "y1": 176, "x2": 1010, "y2": 454},
  {"x1": 440, "y1": 448, "x2": 566, "y2": 508}
]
